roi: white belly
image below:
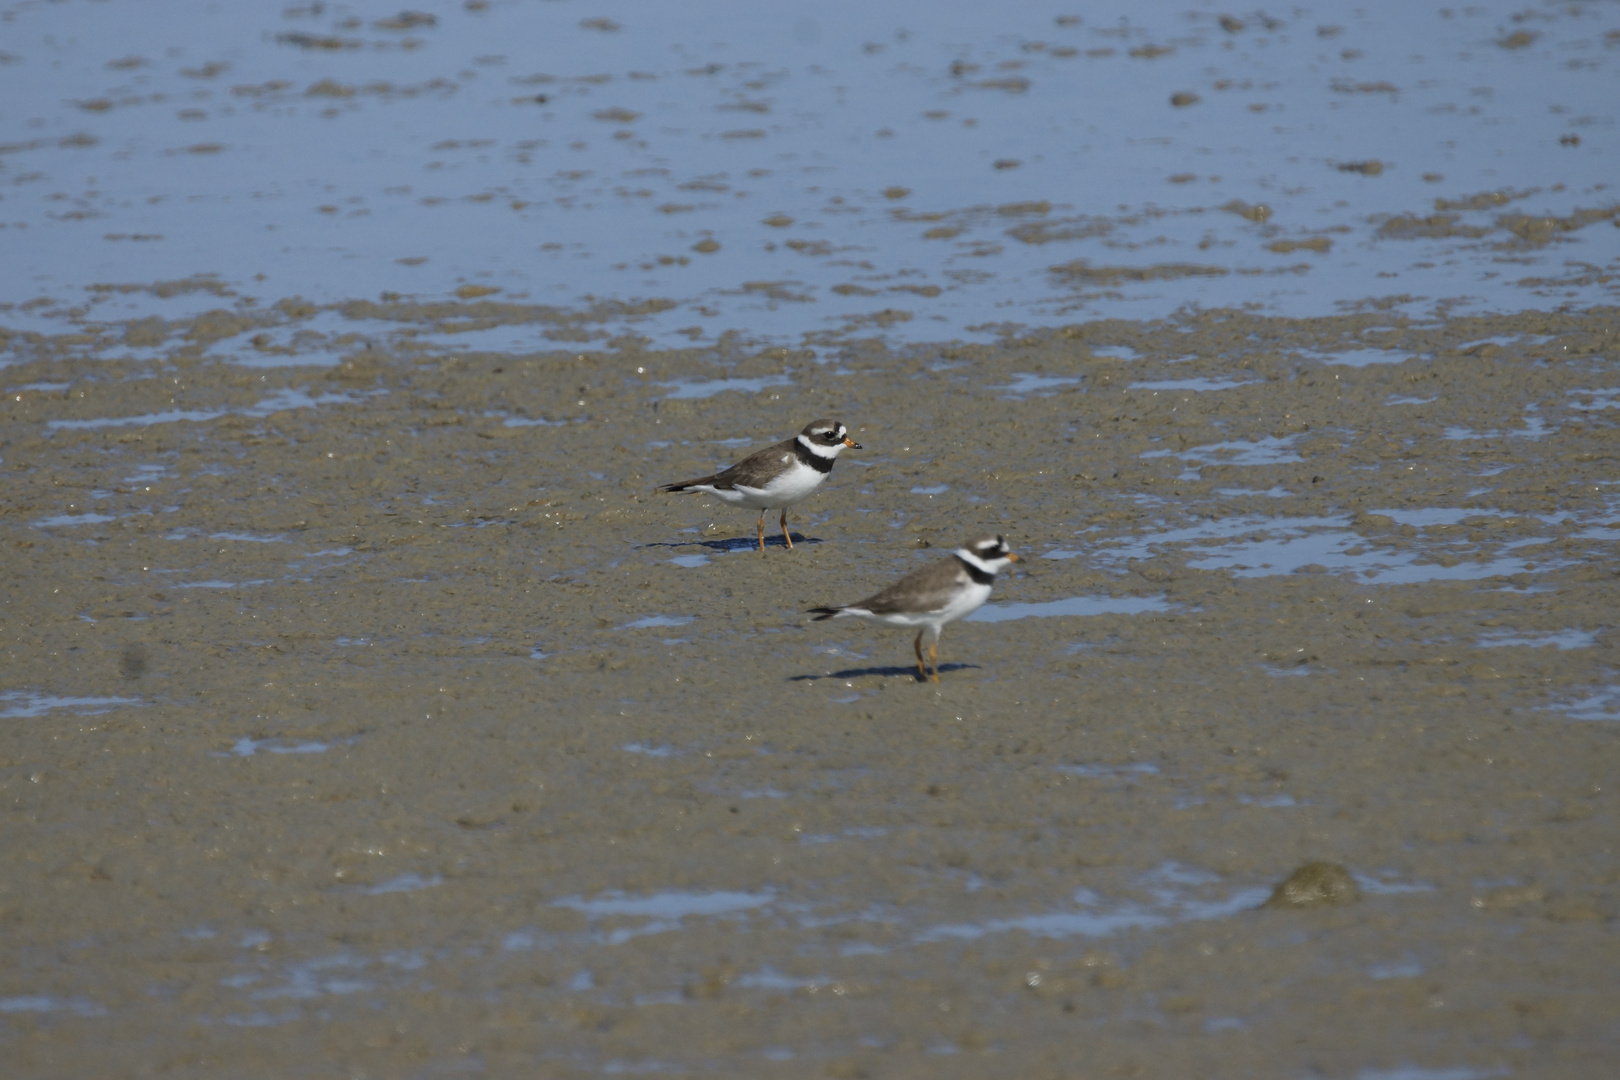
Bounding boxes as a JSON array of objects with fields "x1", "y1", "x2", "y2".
[
  {"x1": 855, "y1": 581, "x2": 992, "y2": 629},
  {"x1": 702, "y1": 460, "x2": 827, "y2": 510},
  {"x1": 931, "y1": 581, "x2": 993, "y2": 626}
]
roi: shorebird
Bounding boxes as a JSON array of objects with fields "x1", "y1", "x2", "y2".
[
  {"x1": 659, "y1": 419, "x2": 860, "y2": 553},
  {"x1": 810, "y1": 533, "x2": 1019, "y2": 682}
]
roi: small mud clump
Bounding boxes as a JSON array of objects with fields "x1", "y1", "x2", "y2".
[
  {"x1": 118, "y1": 643, "x2": 148, "y2": 680},
  {"x1": 1263, "y1": 862, "x2": 1361, "y2": 909}
]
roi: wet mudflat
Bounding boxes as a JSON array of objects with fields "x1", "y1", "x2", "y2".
[
  {"x1": 2, "y1": 306, "x2": 1617, "y2": 1077},
  {"x1": 4, "y1": 0, "x2": 1620, "y2": 1076}
]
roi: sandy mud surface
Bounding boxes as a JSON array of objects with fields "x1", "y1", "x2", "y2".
[{"x1": 2, "y1": 305, "x2": 1617, "y2": 1077}]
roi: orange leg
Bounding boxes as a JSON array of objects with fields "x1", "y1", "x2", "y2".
[
  {"x1": 755, "y1": 511, "x2": 766, "y2": 554},
  {"x1": 929, "y1": 639, "x2": 940, "y2": 683},
  {"x1": 780, "y1": 509, "x2": 794, "y2": 550},
  {"x1": 913, "y1": 632, "x2": 927, "y2": 682}
]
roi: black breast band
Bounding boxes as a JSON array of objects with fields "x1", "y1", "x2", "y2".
[
  {"x1": 954, "y1": 555, "x2": 996, "y2": 586},
  {"x1": 792, "y1": 438, "x2": 836, "y2": 474}
]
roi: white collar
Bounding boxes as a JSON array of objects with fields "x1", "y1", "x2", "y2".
[
  {"x1": 797, "y1": 433, "x2": 840, "y2": 458},
  {"x1": 955, "y1": 547, "x2": 1004, "y2": 575}
]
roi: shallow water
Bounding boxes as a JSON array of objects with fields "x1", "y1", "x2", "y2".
[
  {"x1": 0, "y1": 691, "x2": 145, "y2": 719},
  {"x1": 3, "y1": 0, "x2": 1617, "y2": 355},
  {"x1": 2, "y1": 2, "x2": 1618, "y2": 1078},
  {"x1": 966, "y1": 593, "x2": 1172, "y2": 622}
]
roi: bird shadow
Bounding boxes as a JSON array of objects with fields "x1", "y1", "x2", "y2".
[
  {"x1": 788, "y1": 663, "x2": 978, "y2": 683},
  {"x1": 642, "y1": 533, "x2": 824, "y2": 553}
]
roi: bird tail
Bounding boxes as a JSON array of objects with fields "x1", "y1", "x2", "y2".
[
  {"x1": 808, "y1": 606, "x2": 843, "y2": 621},
  {"x1": 657, "y1": 474, "x2": 714, "y2": 494}
]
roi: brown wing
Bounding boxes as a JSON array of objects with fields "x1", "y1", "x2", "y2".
[
  {"x1": 678, "y1": 437, "x2": 796, "y2": 491},
  {"x1": 845, "y1": 557, "x2": 970, "y2": 616},
  {"x1": 661, "y1": 437, "x2": 789, "y2": 492}
]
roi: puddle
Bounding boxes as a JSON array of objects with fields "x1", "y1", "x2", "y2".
[
  {"x1": 1297, "y1": 348, "x2": 1416, "y2": 367},
  {"x1": 1142, "y1": 435, "x2": 1301, "y2": 467},
  {"x1": 1356, "y1": 1069, "x2": 1498, "y2": 1080},
  {"x1": 735, "y1": 968, "x2": 812, "y2": 993},
  {"x1": 1130, "y1": 377, "x2": 1257, "y2": 392},
  {"x1": 46, "y1": 408, "x2": 227, "y2": 433},
  {"x1": 622, "y1": 615, "x2": 695, "y2": 629},
  {"x1": 124, "y1": 464, "x2": 169, "y2": 484},
  {"x1": 556, "y1": 890, "x2": 774, "y2": 920},
  {"x1": 1367, "y1": 961, "x2": 1425, "y2": 980},
  {"x1": 1051, "y1": 513, "x2": 1563, "y2": 584},
  {"x1": 997, "y1": 373, "x2": 1081, "y2": 395},
  {"x1": 1184, "y1": 530, "x2": 1548, "y2": 584},
  {"x1": 40, "y1": 388, "x2": 374, "y2": 434},
  {"x1": 800, "y1": 826, "x2": 889, "y2": 846},
  {"x1": 228, "y1": 737, "x2": 333, "y2": 757},
  {"x1": 358, "y1": 874, "x2": 443, "y2": 896},
  {"x1": 0, "y1": 996, "x2": 106, "y2": 1017},
  {"x1": 240, "y1": 953, "x2": 387, "y2": 1001},
  {"x1": 246, "y1": 387, "x2": 374, "y2": 417},
  {"x1": 1238, "y1": 794, "x2": 1298, "y2": 807},
  {"x1": 660, "y1": 376, "x2": 792, "y2": 400},
  {"x1": 622, "y1": 743, "x2": 678, "y2": 757},
  {"x1": 910, "y1": 484, "x2": 949, "y2": 495},
  {"x1": 219, "y1": 346, "x2": 355, "y2": 371},
  {"x1": 1373, "y1": 508, "x2": 1519, "y2": 527},
  {"x1": 1551, "y1": 686, "x2": 1620, "y2": 722},
  {"x1": 1458, "y1": 335, "x2": 1552, "y2": 353},
  {"x1": 1354, "y1": 873, "x2": 1436, "y2": 896},
  {"x1": 177, "y1": 580, "x2": 273, "y2": 589},
  {"x1": 33, "y1": 512, "x2": 119, "y2": 528},
  {"x1": 0, "y1": 691, "x2": 144, "y2": 719},
  {"x1": 1217, "y1": 486, "x2": 1291, "y2": 499},
  {"x1": 1205, "y1": 1017, "x2": 1247, "y2": 1033},
  {"x1": 914, "y1": 868, "x2": 1270, "y2": 942},
  {"x1": 966, "y1": 594, "x2": 1171, "y2": 623},
  {"x1": 1478, "y1": 629, "x2": 1595, "y2": 650},
  {"x1": 1445, "y1": 413, "x2": 1555, "y2": 441},
  {"x1": 668, "y1": 554, "x2": 710, "y2": 568},
  {"x1": 554, "y1": 890, "x2": 775, "y2": 940},
  {"x1": 1056, "y1": 763, "x2": 1161, "y2": 779},
  {"x1": 1569, "y1": 388, "x2": 1620, "y2": 411}
]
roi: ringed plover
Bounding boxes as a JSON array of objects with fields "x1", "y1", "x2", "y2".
[
  {"x1": 659, "y1": 419, "x2": 861, "y2": 553},
  {"x1": 810, "y1": 534, "x2": 1019, "y2": 682}
]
